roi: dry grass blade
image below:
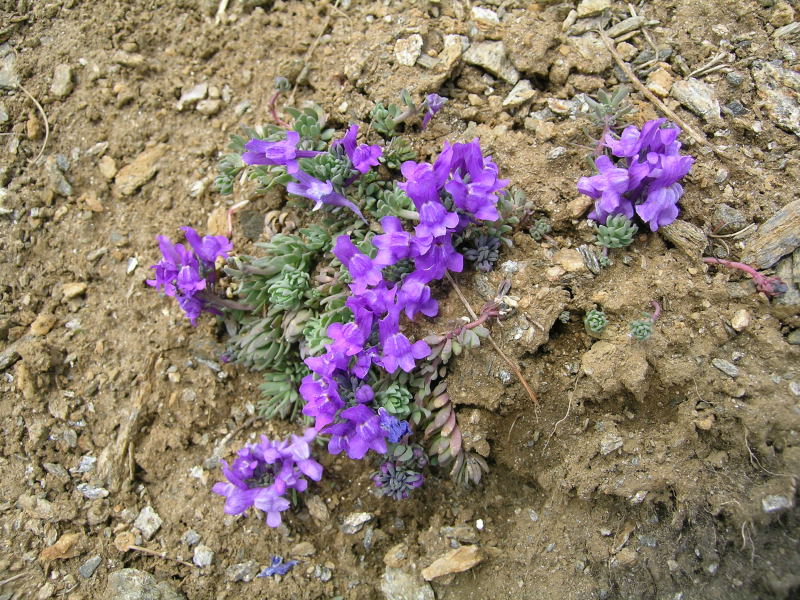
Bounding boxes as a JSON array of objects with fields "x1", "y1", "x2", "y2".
[{"x1": 18, "y1": 84, "x2": 50, "y2": 164}]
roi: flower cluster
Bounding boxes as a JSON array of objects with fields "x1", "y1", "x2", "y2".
[
  {"x1": 300, "y1": 139, "x2": 508, "y2": 465},
  {"x1": 212, "y1": 428, "x2": 323, "y2": 527},
  {"x1": 146, "y1": 227, "x2": 232, "y2": 325},
  {"x1": 578, "y1": 118, "x2": 695, "y2": 231}
]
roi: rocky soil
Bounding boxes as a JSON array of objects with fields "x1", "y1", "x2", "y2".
[{"x1": 1, "y1": 0, "x2": 799, "y2": 599}]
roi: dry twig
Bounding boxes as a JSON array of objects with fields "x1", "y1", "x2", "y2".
[{"x1": 18, "y1": 84, "x2": 49, "y2": 164}]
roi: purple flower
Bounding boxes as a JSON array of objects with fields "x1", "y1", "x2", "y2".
[
  {"x1": 211, "y1": 430, "x2": 323, "y2": 528},
  {"x1": 398, "y1": 161, "x2": 446, "y2": 207},
  {"x1": 287, "y1": 170, "x2": 366, "y2": 222},
  {"x1": 373, "y1": 216, "x2": 413, "y2": 267},
  {"x1": 422, "y1": 93, "x2": 447, "y2": 129},
  {"x1": 414, "y1": 200, "x2": 460, "y2": 241},
  {"x1": 579, "y1": 155, "x2": 633, "y2": 223},
  {"x1": 326, "y1": 402, "x2": 387, "y2": 459},
  {"x1": 334, "y1": 235, "x2": 383, "y2": 294},
  {"x1": 378, "y1": 408, "x2": 411, "y2": 443},
  {"x1": 258, "y1": 556, "x2": 298, "y2": 578},
  {"x1": 635, "y1": 183, "x2": 683, "y2": 231},
  {"x1": 180, "y1": 226, "x2": 232, "y2": 266},
  {"x1": 300, "y1": 374, "x2": 344, "y2": 430},
  {"x1": 412, "y1": 234, "x2": 463, "y2": 283},
  {"x1": 147, "y1": 230, "x2": 230, "y2": 325},
  {"x1": 242, "y1": 131, "x2": 320, "y2": 166},
  {"x1": 334, "y1": 124, "x2": 383, "y2": 174},
  {"x1": 326, "y1": 321, "x2": 367, "y2": 357},
  {"x1": 396, "y1": 275, "x2": 438, "y2": 320},
  {"x1": 378, "y1": 313, "x2": 431, "y2": 373}
]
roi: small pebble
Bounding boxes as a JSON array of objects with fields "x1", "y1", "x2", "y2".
[
  {"x1": 134, "y1": 506, "x2": 162, "y2": 540},
  {"x1": 341, "y1": 512, "x2": 373, "y2": 534},
  {"x1": 78, "y1": 556, "x2": 102, "y2": 579},
  {"x1": 711, "y1": 358, "x2": 739, "y2": 378},
  {"x1": 183, "y1": 529, "x2": 201, "y2": 546},
  {"x1": 193, "y1": 544, "x2": 214, "y2": 567},
  {"x1": 762, "y1": 494, "x2": 794, "y2": 513}
]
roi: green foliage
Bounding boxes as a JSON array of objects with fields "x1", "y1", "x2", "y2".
[
  {"x1": 267, "y1": 267, "x2": 310, "y2": 312},
  {"x1": 365, "y1": 184, "x2": 418, "y2": 221},
  {"x1": 382, "y1": 137, "x2": 417, "y2": 170},
  {"x1": 285, "y1": 104, "x2": 335, "y2": 150},
  {"x1": 377, "y1": 383, "x2": 414, "y2": 419},
  {"x1": 257, "y1": 363, "x2": 310, "y2": 420},
  {"x1": 585, "y1": 86, "x2": 634, "y2": 128},
  {"x1": 298, "y1": 147, "x2": 356, "y2": 187},
  {"x1": 529, "y1": 218, "x2": 552, "y2": 241},
  {"x1": 370, "y1": 102, "x2": 402, "y2": 138},
  {"x1": 596, "y1": 214, "x2": 638, "y2": 249},
  {"x1": 630, "y1": 316, "x2": 654, "y2": 341},
  {"x1": 229, "y1": 315, "x2": 294, "y2": 372},
  {"x1": 583, "y1": 309, "x2": 608, "y2": 334},
  {"x1": 558, "y1": 310, "x2": 571, "y2": 324}
]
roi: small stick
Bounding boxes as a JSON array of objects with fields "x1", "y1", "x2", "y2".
[
  {"x1": 596, "y1": 28, "x2": 719, "y2": 157},
  {"x1": 18, "y1": 84, "x2": 49, "y2": 164},
  {"x1": 707, "y1": 223, "x2": 756, "y2": 239},
  {"x1": 445, "y1": 271, "x2": 538, "y2": 405},
  {"x1": 703, "y1": 257, "x2": 787, "y2": 298},
  {"x1": 128, "y1": 544, "x2": 195, "y2": 568},
  {"x1": 214, "y1": 0, "x2": 229, "y2": 25}
]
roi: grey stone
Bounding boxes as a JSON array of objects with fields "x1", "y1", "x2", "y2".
[
  {"x1": 46, "y1": 156, "x2": 73, "y2": 197},
  {"x1": 726, "y1": 71, "x2": 746, "y2": 86},
  {"x1": 671, "y1": 78, "x2": 722, "y2": 123},
  {"x1": 182, "y1": 529, "x2": 201, "y2": 546},
  {"x1": 751, "y1": 61, "x2": 800, "y2": 136},
  {"x1": 711, "y1": 203, "x2": 747, "y2": 235},
  {"x1": 788, "y1": 330, "x2": 800, "y2": 345},
  {"x1": 193, "y1": 545, "x2": 214, "y2": 567},
  {"x1": 134, "y1": 506, "x2": 162, "y2": 540},
  {"x1": 381, "y1": 567, "x2": 435, "y2": 600},
  {"x1": 0, "y1": 45, "x2": 20, "y2": 89},
  {"x1": 43, "y1": 462, "x2": 70, "y2": 482},
  {"x1": 547, "y1": 146, "x2": 566, "y2": 160},
  {"x1": 226, "y1": 560, "x2": 258, "y2": 582},
  {"x1": 502, "y1": 79, "x2": 536, "y2": 107},
  {"x1": 600, "y1": 432, "x2": 623, "y2": 455},
  {"x1": 464, "y1": 41, "x2": 519, "y2": 84},
  {"x1": 51, "y1": 64, "x2": 74, "y2": 99},
  {"x1": 725, "y1": 99, "x2": 747, "y2": 116},
  {"x1": 394, "y1": 34, "x2": 423, "y2": 67},
  {"x1": 711, "y1": 358, "x2": 739, "y2": 378},
  {"x1": 70, "y1": 455, "x2": 97, "y2": 474},
  {"x1": 762, "y1": 494, "x2": 794, "y2": 513},
  {"x1": 176, "y1": 82, "x2": 208, "y2": 111},
  {"x1": 0, "y1": 102, "x2": 7, "y2": 125},
  {"x1": 76, "y1": 483, "x2": 109, "y2": 499},
  {"x1": 605, "y1": 16, "x2": 646, "y2": 38},
  {"x1": 341, "y1": 512, "x2": 373, "y2": 534},
  {"x1": 741, "y1": 199, "x2": 800, "y2": 269},
  {"x1": 79, "y1": 555, "x2": 102, "y2": 579},
  {"x1": 789, "y1": 381, "x2": 800, "y2": 396},
  {"x1": 104, "y1": 569, "x2": 185, "y2": 600}
]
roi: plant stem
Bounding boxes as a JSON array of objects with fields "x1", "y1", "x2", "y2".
[
  {"x1": 650, "y1": 300, "x2": 662, "y2": 321},
  {"x1": 445, "y1": 272, "x2": 538, "y2": 405},
  {"x1": 268, "y1": 89, "x2": 289, "y2": 127},
  {"x1": 197, "y1": 291, "x2": 253, "y2": 311},
  {"x1": 703, "y1": 257, "x2": 787, "y2": 298}
]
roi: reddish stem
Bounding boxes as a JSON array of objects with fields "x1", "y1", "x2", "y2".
[
  {"x1": 703, "y1": 257, "x2": 787, "y2": 298},
  {"x1": 650, "y1": 300, "x2": 661, "y2": 322},
  {"x1": 269, "y1": 90, "x2": 290, "y2": 127}
]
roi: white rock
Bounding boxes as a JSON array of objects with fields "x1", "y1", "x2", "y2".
[
  {"x1": 51, "y1": 64, "x2": 74, "y2": 99},
  {"x1": 502, "y1": 79, "x2": 536, "y2": 107},
  {"x1": 471, "y1": 6, "x2": 499, "y2": 24},
  {"x1": 762, "y1": 494, "x2": 794, "y2": 513},
  {"x1": 193, "y1": 545, "x2": 214, "y2": 567},
  {"x1": 177, "y1": 83, "x2": 208, "y2": 111},
  {"x1": 134, "y1": 506, "x2": 162, "y2": 540},
  {"x1": 440, "y1": 35, "x2": 469, "y2": 71},
  {"x1": 341, "y1": 512, "x2": 373, "y2": 534},
  {"x1": 394, "y1": 34, "x2": 423, "y2": 67}
]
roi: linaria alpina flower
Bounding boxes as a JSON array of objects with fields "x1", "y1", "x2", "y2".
[
  {"x1": 286, "y1": 170, "x2": 366, "y2": 222},
  {"x1": 257, "y1": 556, "x2": 298, "y2": 578},
  {"x1": 242, "y1": 131, "x2": 320, "y2": 167},
  {"x1": 421, "y1": 93, "x2": 447, "y2": 129},
  {"x1": 334, "y1": 235, "x2": 383, "y2": 294}
]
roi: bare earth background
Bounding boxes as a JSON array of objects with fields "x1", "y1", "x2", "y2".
[{"x1": 1, "y1": 0, "x2": 799, "y2": 599}]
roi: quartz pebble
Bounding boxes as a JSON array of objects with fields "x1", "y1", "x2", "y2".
[
  {"x1": 341, "y1": 512, "x2": 373, "y2": 534},
  {"x1": 421, "y1": 545, "x2": 483, "y2": 580},
  {"x1": 51, "y1": 64, "x2": 74, "y2": 99},
  {"x1": 193, "y1": 545, "x2": 214, "y2": 567},
  {"x1": 394, "y1": 34, "x2": 423, "y2": 67}
]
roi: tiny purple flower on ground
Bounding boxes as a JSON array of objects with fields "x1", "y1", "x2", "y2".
[
  {"x1": 421, "y1": 93, "x2": 447, "y2": 129},
  {"x1": 257, "y1": 556, "x2": 298, "y2": 578}
]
